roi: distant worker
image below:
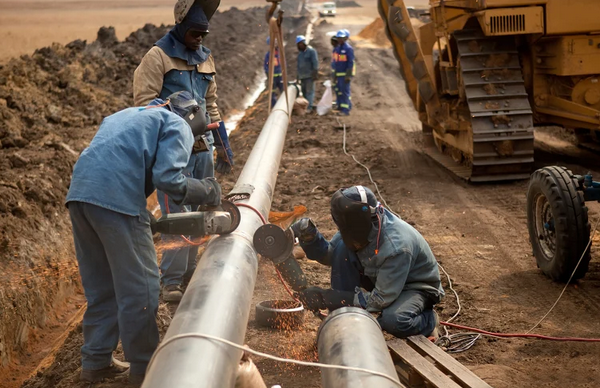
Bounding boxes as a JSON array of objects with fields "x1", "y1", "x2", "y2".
[
  {"x1": 66, "y1": 92, "x2": 222, "y2": 385},
  {"x1": 292, "y1": 186, "x2": 444, "y2": 339},
  {"x1": 133, "y1": 2, "x2": 234, "y2": 303},
  {"x1": 296, "y1": 35, "x2": 319, "y2": 113},
  {"x1": 332, "y1": 29, "x2": 354, "y2": 115},
  {"x1": 330, "y1": 35, "x2": 339, "y2": 110},
  {"x1": 264, "y1": 36, "x2": 284, "y2": 107}
]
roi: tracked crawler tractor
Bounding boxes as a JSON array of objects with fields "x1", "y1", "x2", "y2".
[{"x1": 379, "y1": 0, "x2": 600, "y2": 182}]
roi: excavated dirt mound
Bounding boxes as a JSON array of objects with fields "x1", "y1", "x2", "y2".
[
  {"x1": 0, "y1": 6, "x2": 270, "y2": 385},
  {"x1": 357, "y1": 17, "x2": 391, "y2": 47}
]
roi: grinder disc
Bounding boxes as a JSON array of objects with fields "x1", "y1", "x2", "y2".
[
  {"x1": 220, "y1": 199, "x2": 241, "y2": 234},
  {"x1": 253, "y1": 224, "x2": 294, "y2": 264}
]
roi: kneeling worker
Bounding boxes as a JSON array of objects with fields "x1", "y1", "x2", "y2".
[
  {"x1": 66, "y1": 91, "x2": 221, "y2": 384},
  {"x1": 292, "y1": 186, "x2": 444, "y2": 338}
]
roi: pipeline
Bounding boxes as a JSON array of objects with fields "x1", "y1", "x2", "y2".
[
  {"x1": 317, "y1": 307, "x2": 404, "y2": 388},
  {"x1": 142, "y1": 84, "x2": 298, "y2": 388}
]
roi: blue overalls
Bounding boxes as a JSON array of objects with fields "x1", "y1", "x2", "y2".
[
  {"x1": 333, "y1": 41, "x2": 355, "y2": 115},
  {"x1": 299, "y1": 210, "x2": 444, "y2": 338},
  {"x1": 66, "y1": 106, "x2": 196, "y2": 375},
  {"x1": 264, "y1": 50, "x2": 284, "y2": 107},
  {"x1": 157, "y1": 70, "x2": 215, "y2": 287}
]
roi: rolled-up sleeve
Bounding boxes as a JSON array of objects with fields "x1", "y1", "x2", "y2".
[{"x1": 134, "y1": 48, "x2": 166, "y2": 106}]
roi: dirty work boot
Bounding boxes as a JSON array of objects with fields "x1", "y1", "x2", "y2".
[
  {"x1": 427, "y1": 310, "x2": 440, "y2": 341},
  {"x1": 80, "y1": 363, "x2": 129, "y2": 383},
  {"x1": 162, "y1": 284, "x2": 183, "y2": 302}
]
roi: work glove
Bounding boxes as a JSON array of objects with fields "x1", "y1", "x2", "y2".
[
  {"x1": 322, "y1": 289, "x2": 355, "y2": 311},
  {"x1": 181, "y1": 177, "x2": 222, "y2": 207},
  {"x1": 344, "y1": 74, "x2": 352, "y2": 84},
  {"x1": 290, "y1": 218, "x2": 318, "y2": 243},
  {"x1": 211, "y1": 121, "x2": 235, "y2": 175},
  {"x1": 298, "y1": 286, "x2": 326, "y2": 311}
]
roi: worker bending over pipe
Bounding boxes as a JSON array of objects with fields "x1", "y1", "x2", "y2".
[{"x1": 292, "y1": 185, "x2": 444, "y2": 338}]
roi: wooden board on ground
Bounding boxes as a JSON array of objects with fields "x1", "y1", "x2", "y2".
[{"x1": 388, "y1": 335, "x2": 494, "y2": 388}]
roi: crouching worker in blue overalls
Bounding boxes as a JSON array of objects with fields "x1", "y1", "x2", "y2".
[
  {"x1": 66, "y1": 91, "x2": 221, "y2": 385},
  {"x1": 264, "y1": 36, "x2": 284, "y2": 107},
  {"x1": 292, "y1": 186, "x2": 444, "y2": 339}
]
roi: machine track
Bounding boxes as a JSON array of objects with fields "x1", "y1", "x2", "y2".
[{"x1": 426, "y1": 30, "x2": 535, "y2": 182}]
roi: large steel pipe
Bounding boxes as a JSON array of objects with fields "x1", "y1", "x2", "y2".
[
  {"x1": 317, "y1": 307, "x2": 402, "y2": 388},
  {"x1": 143, "y1": 85, "x2": 298, "y2": 388}
]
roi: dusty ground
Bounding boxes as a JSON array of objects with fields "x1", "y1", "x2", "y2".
[{"x1": 5, "y1": 2, "x2": 600, "y2": 388}]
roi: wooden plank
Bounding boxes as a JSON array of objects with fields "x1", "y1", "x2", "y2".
[
  {"x1": 388, "y1": 339, "x2": 463, "y2": 388},
  {"x1": 407, "y1": 336, "x2": 494, "y2": 388}
]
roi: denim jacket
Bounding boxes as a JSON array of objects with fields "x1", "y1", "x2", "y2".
[
  {"x1": 301, "y1": 210, "x2": 444, "y2": 312},
  {"x1": 66, "y1": 104, "x2": 196, "y2": 216},
  {"x1": 297, "y1": 46, "x2": 319, "y2": 80}
]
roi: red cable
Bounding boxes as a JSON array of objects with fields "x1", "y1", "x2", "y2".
[
  {"x1": 236, "y1": 202, "x2": 267, "y2": 224},
  {"x1": 441, "y1": 321, "x2": 600, "y2": 343},
  {"x1": 275, "y1": 267, "x2": 300, "y2": 303}
]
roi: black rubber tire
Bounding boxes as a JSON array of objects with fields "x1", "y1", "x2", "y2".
[{"x1": 526, "y1": 166, "x2": 591, "y2": 281}]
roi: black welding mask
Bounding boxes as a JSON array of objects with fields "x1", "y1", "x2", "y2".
[
  {"x1": 330, "y1": 186, "x2": 379, "y2": 251},
  {"x1": 166, "y1": 91, "x2": 208, "y2": 152}
]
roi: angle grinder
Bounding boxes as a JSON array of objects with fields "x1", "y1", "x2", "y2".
[{"x1": 151, "y1": 199, "x2": 241, "y2": 237}]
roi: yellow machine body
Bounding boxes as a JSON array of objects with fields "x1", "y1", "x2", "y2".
[{"x1": 379, "y1": 0, "x2": 600, "y2": 181}]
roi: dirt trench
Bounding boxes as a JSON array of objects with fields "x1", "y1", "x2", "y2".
[
  {"x1": 7, "y1": 7, "x2": 600, "y2": 388},
  {"x1": 0, "y1": 6, "x2": 277, "y2": 387}
]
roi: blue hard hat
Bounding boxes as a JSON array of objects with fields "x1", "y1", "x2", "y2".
[
  {"x1": 296, "y1": 35, "x2": 307, "y2": 44},
  {"x1": 343, "y1": 29, "x2": 350, "y2": 37},
  {"x1": 335, "y1": 30, "x2": 346, "y2": 38}
]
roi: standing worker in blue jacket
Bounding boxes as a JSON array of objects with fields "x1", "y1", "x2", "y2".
[
  {"x1": 330, "y1": 35, "x2": 340, "y2": 110},
  {"x1": 332, "y1": 29, "x2": 354, "y2": 115},
  {"x1": 67, "y1": 92, "x2": 222, "y2": 385},
  {"x1": 133, "y1": 1, "x2": 234, "y2": 303},
  {"x1": 292, "y1": 186, "x2": 444, "y2": 339},
  {"x1": 264, "y1": 36, "x2": 284, "y2": 107},
  {"x1": 296, "y1": 35, "x2": 319, "y2": 113}
]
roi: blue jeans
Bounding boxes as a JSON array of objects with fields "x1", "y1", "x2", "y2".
[
  {"x1": 271, "y1": 76, "x2": 284, "y2": 107},
  {"x1": 68, "y1": 201, "x2": 159, "y2": 375},
  {"x1": 336, "y1": 77, "x2": 351, "y2": 114},
  {"x1": 330, "y1": 241, "x2": 436, "y2": 338},
  {"x1": 300, "y1": 78, "x2": 315, "y2": 109},
  {"x1": 158, "y1": 150, "x2": 213, "y2": 286}
]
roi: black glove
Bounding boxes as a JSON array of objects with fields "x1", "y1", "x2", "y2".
[
  {"x1": 344, "y1": 74, "x2": 351, "y2": 84},
  {"x1": 298, "y1": 286, "x2": 326, "y2": 311},
  {"x1": 215, "y1": 146, "x2": 234, "y2": 174},
  {"x1": 181, "y1": 177, "x2": 221, "y2": 207},
  {"x1": 290, "y1": 218, "x2": 318, "y2": 243},
  {"x1": 322, "y1": 289, "x2": 355, "y2": 310}
]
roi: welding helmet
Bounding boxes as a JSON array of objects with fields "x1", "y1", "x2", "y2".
[
  {"x1": 175, "y1": 0, "x2": 221, "y2": 24},
  {"x1": 330, "y1": 186, "x2": 379, "y2": 251},
  {"x1": 296, "y1": 35, "x2": 307, "y2": 44},
  {"x1": 167, "y1": 91, "x2": 207, "y2": 138}
]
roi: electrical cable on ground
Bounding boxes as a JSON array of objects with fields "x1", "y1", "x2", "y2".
[
  {"x1": 338, "y1": 120, "x2": 600, "y2": 348},
  {"x1": 148, "y1": 332, "x2": 403, "y2": 386},
  {"x1": 526, "y1": 214, "x2": 600, "y2": 334}
]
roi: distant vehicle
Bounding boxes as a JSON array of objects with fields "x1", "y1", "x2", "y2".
[{"x1": 319, "y1": 2, "x2": 336, "y2": 17}]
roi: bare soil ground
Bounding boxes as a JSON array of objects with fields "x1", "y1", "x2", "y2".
[{"x1": 5, "y1": 3, "x2": 600, "y2": 388}]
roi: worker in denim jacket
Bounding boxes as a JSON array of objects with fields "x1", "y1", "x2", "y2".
[
  {"x1": 292, "y1": 186, "x2": 444, "y2": 338},
  {"x1": 133, "y1": 2, "x2": 234, "y2": 302}
]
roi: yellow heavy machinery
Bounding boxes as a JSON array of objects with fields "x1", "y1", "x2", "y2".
[{"x1": 379, "y1": 0, "x2": 600, "y2": 181}]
